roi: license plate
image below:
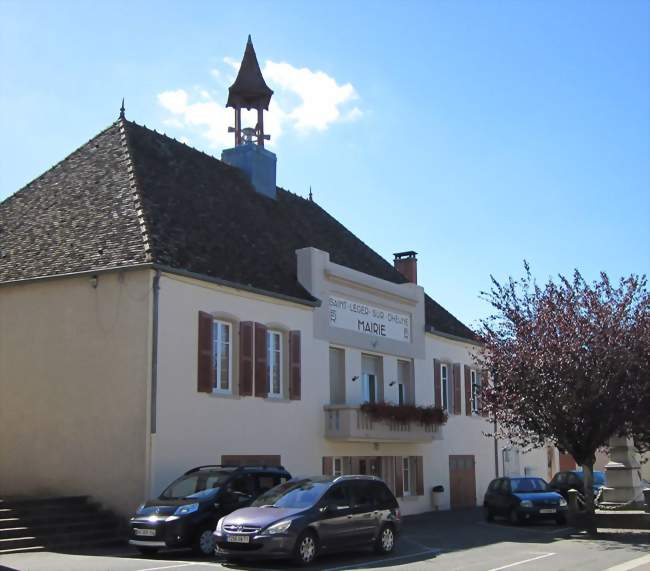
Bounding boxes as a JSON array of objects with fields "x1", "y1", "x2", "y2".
[
  {"x1": 227, "y1": 535, "x2": 250, "y2": 544},
  {"x1": 539, "y1": 508, "x2": 556, "y2": 514},
  {"x1": 134, "y1": 528, "x2": 156, "y2": 537}
]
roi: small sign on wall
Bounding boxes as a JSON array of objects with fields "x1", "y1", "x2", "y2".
[{"x1": 328, "y1": 296, "x2": 411, "y2": 342}]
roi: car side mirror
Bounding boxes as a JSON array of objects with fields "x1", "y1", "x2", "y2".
[{"x1": 320, "y1": 503, "x2": 337, "y2": 514}]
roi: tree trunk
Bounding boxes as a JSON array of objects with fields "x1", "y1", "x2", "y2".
[{"x1": 581, "y1": 461, "x2": 597, "y2": 535}]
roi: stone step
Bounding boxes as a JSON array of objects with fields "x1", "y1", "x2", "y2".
[
  {"x1": 0, "y1": 510, "x2": 118, "y2": 529},
  {"x1": 0, "y1": 518, "x2": 120, "y2": 539}
]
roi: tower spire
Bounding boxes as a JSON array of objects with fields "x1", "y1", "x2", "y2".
[
  {"x1": 119, "y1": 98, "x2": 125, "y2": 119},
  {"x1": 226, "y1": 36, "x2": 273, "y2": 147}
]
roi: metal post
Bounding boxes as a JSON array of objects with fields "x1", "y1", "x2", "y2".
[
  {"x1": 257, "y1": 108, "x2": 264, "y2": 147},
  {"x1": 235, "y1": 107, "x2": 242, "y2": 146}
]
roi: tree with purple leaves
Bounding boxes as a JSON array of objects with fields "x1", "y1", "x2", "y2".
[{"x1": 478, "y1": 264, "x2": 650, "y2": 533}]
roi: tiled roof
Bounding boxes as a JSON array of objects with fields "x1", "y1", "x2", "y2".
[{"x1": 0, "y1": 118, "x2": 477, "y2": 342}]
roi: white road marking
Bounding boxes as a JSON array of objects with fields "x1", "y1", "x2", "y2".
[
  {"x1": 135, "y1": 564, "x2": 199, "y2": 571},
  {"x1": 323, "y1": 547, "x2": 442, "y2": 571},
  {"x1": 603, "y1": 554, "x2": 650, "y2": 571},
  {"x1": 486, "y1": 552, "x2": 556, "y2": 571}
]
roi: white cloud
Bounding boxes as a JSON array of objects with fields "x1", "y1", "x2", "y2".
[{"x1": 157, "y1": 58, "x2": 362, "y2": 150}]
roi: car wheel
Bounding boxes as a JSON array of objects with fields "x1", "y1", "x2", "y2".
[
  {"x1": 193, "y1": 526, "x2": 216, "y2": 556},
  {"x1": 293, "y1": 530, "x2": 318, "y2": 566},
  {"x1": 508, "y1": 509, "x2": 521, "y2": 525},
  {"x1": 136, "y1": 546, "x2": 159, "y2": 556},
  {"x1": 375, "y1": 524, "x2": 396, "y2": 554}
]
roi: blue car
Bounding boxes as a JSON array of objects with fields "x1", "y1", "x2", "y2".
[
  {"x1": 484, "y1": 477, "x2": 568, "y2": 525},
  {"x1": 549, "y1": 470, "x2": 607, "y2": 501}
]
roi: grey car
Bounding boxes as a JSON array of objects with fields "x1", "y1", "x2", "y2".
[{"x1": 213, "y1": 475, "x2": 401, "y2": 565}]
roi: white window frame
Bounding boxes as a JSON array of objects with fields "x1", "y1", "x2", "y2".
[
  {"x1": 402, "y1": 457, "x2": 412, "y2": 496},
  {"x1": 212, "y1": 319, "x2": 232, "y2": 394},
  {"x1": 333, "y1": 457, "x2": 343, "y2": 477},
  {"x1": 441, "y1": 364, "x2": 448, "y2": 411},
  {"x1": 267, "y1": 330, "x2": 283, "y2": 398},
  {"x1": 471, "y1": 369, "x2": 479, "y2": 413}
]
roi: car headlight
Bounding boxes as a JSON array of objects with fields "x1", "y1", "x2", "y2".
[
  {"x1": 216, "y1": 517, "x2": 225, "y2": 533},
  {"x1": 520, "y1": 500, "x2": 533, "y2": 508},
  {"x1": 174, "y1": 503, "x2": 199, "y2": 516},
  {"x1": 559, "y1": 498, "x2": 568, "y2": 507},
  {"x1": 265, "y1": 519, "x2": 292, "y2": 535}
]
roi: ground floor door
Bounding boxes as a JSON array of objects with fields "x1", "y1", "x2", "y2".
[{"x1": 449, "y1": 455, "x2": 476, "y2": 509}]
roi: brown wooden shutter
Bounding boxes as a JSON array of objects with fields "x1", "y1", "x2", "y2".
[
  {"x1": 433, "y1": 359, "x2": 441, "y2": 408},
  {"x1": 322, "y1": 456, "x2": 333, "y2": 475},
  {"x1": 415, "y1": 456, "x2": 424, "y2": 496},
  {"x1": 197, "y1": 311, "x2": 214, "y2": 393},
  {"x1": 289, "y1": 330, "x2": 301, "y2": 400},
  {"x1": 480, "y1": 370, "x2": 489, "y2": 417},
  {"x1": 394, "y1": 456, "x2": 404, "y2": 498},
  {"x1": 254, "y1": 322, "x2": 268, "y2": 397},
  {"x1": 452, "y1": 363, "x2": 462, "y2": 415},
  {"x1": 464, "y1": 365, "x2": 472, "y2": 416},
  {"x1": 239, "y1": 321, "x2": 254, "y2": 396}
]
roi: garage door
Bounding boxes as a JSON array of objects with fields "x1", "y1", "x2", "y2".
[{"x1": 449, "y1": 455, "x2": 476, "y2": 508}]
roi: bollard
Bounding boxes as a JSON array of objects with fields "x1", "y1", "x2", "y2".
[
  {"x1": 644, "y1": 488, "x2": 650, "y2": 513},
  {"x1": 567, "y1": 489, "x2": 579, "y2": 513}
]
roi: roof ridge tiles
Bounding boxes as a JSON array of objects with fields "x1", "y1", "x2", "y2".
[{"x1": 118, "y1": 118, "x2": 152, "y2": 262}]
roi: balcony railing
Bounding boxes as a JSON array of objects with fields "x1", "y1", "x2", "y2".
[{"x1": 323, "y1": 404, "x2": 442, "y2": 443}]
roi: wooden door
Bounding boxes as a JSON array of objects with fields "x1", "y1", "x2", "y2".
[{"x1": 449, "y1": 455, "x2": 476, "y2": 509}]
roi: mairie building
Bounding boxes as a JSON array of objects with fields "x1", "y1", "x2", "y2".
[{"x1": 0, "y1": 38, "x2": 553, "y2": 516}]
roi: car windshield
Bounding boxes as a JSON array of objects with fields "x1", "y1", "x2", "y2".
[
  {"x1": 161, "y1": 471, "x2": 232, "y2": 500},
  {"x1": 251, "y1": 479, "x2": 330, "y2": 509},
  {"x1": 510, "y1": 478, "x2": 549, "y2": 493}
]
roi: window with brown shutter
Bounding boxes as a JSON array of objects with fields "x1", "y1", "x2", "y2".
[
  {"x1": 197, "y1": 311, "x2": 214, "y2": 393},
  {"x1": 254, "y1": 322, "x2": 268, "y2": 397},
  {"x1": 289, "y1": 330, "x2": 301, "y2": 400},
  {"x1": 433, "y1": 359, "x2": 441, "y2": 408},
  {"x1": 415, "y1": 456, "x2": 424, "y2": 496},
  {"x1": 464, "y1": 365, "x2": 472, "y2": 416},
  {"x1": 394, "y1": 456, "x2": 404, "y2": 498},
  {"x1": 322, "y1": 456, "x2": 333, "y2": 475},
  {"x1": 453, "y1": 363, "x2": 462, "y2": 415},
  {"x1": 239, "y1": 321, "x2": 254, "y2": 396}
]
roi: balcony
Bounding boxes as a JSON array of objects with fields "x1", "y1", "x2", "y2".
[{"x1": 323, "y1": 404, "x2": 442, "y2": 443}]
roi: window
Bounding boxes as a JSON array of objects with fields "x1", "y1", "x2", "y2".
[
  {"x1": 213, "y1": 320, "x2": 232, "y2": 393},
  {"x1": 471, "y1": 370, "x2": 479, "y2": 413},
  {"x1": 322, "y1": 485, "x2": 349, "y2": 510},
  {"x1": 397, "y1": 360, "x2": 411, "y2": 405},
  {"x1": 362, "y1": 354, "x2": 381, "y2": 404},
  {"x1": 441, "y1": 364, "x2": 448, "y2": 410},
  {"x1": 363, "y1": 373, "x2": 377, "y2": 403},
  {"x1": 402, "y1": 457, "x2": 411, "y2": 496},
  {"x1": 267, "y1": 330, "x2": 283, "y2": 397},
  {"x1": 333, "y1": 457, "x2": 343, "y2": 477}
]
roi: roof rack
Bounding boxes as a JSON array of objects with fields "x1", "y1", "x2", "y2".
[
  {"x1": 184, "y1": 464, "x2": 287, "y2": 475},
  {"x1": 332, "y1": 475, "x2": 381, "y2": 483}
]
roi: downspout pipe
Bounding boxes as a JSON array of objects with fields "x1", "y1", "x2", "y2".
[{"x1": 150, "y1": 270, "x2": 160, "y2": 434}]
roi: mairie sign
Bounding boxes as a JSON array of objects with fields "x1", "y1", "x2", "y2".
[{"x1": 328, "y1": 296, "x2": 411, "y2": 342}]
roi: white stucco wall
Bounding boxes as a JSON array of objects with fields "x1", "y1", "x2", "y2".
[
  {"x1": 0, "y1": 269, "x2": 153, "y2": 516},
  {"x1": 150, "y1": 266, "x2": 537, "y2": 516}
]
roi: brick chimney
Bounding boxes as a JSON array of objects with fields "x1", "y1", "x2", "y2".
[{"x1": 394, "y1": 251, "x2": 417, "y2": 284}]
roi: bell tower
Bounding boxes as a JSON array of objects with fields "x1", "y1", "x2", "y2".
[
  {"x1": 226, "y1": 35, "x2": 274, "y2": 148},
  {"x1": 221, "y1": 36, "x2": 277, "y2": 199}
]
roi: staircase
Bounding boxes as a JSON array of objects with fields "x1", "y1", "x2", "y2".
[{"x1": 0, "y1": 496, "x2": 126, "y2": 554}]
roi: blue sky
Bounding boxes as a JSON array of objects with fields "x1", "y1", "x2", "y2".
[{"x1": 1, "y1": 0, "x2": 648, "y2": 328}]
